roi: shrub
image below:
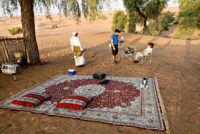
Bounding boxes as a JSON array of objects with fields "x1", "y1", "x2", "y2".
[
  {"x1": 8, "y1": 26, "x2": 23, "y2": 35},
  {"x1": 147, "y1": 11, "x2": 175, "y2": 35},
  {"x1": 178, "y1": 3, "x2": 200, "y2": 35},
  {"x1": 111, "y1": 11, "x2": 128, "y2": 32},
  {"x1": 159, "y1": 11, "x2": 175, "y2": 32},
  {"x1": 147, "y1": 22, "x2": 160, "y2": 36},
  {"x1": 51, "y1": 23, "x2": 58, "y2": 29},
  {"x1": 45, "y1": 14, "x2": 52, "y2": 20}
]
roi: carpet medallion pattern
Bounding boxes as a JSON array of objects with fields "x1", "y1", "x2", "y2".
[{"x1": 0, "y1": 75, "x2": 166, "y2": 131}]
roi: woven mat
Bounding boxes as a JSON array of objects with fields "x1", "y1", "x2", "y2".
[{"x1": 0, "y1": 75, "x2": 168, "y2": 131}]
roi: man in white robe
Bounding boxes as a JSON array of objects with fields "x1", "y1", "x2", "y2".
[{"x1": 70, "y1": 32, "x2": 85, "y2": 67}]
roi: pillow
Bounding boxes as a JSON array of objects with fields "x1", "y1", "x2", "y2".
[
  {"x1": 56, "y1": 96, "x2": 91, "y2": 110},
  {"x1": 11, "y1": 92, "x2": 49, "y2": 107}
]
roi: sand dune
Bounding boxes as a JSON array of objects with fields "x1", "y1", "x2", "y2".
[
  {"x1": 0, "y1": 11, "x2": 114, "y2": 37},
  {"x1": 0, "y1": 7, "x2": 199, "y2": 39}
]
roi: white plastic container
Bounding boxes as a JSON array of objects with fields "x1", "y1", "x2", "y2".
[{"x1": 1, "y1": 64, "x2": 20, "y2": 75}]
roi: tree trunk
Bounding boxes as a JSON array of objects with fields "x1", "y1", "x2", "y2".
[
  {"x1": 155, "y1": 16, "x2": 159, "y2": 31},
  {"x1": 143, "y1": 17, "x2": 148, "y2": 33},
  {"x1": 135, "y1": 6, "x2": 147, "y2": 34},
  {"x1": 18, "y1": 0, "x2": 40, "y2": 64}
]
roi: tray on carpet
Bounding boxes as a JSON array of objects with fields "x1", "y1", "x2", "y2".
[{"x1": 0, "y1": 74, "x2": 168, "y2": 131}]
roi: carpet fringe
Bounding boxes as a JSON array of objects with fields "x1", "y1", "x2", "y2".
[{"x1": 155, "y1": 77, "x2": 170, "y2": 134}]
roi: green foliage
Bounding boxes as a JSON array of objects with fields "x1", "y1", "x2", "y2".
[
  {"x1": 146, "y1": 11, "x2": 175, "y2": 36},
  {"x1": 8, "y1": 26, "x2": 23, "y2": 35},
  {"x1": 51, "y1": 23, "x2": 58, "y2": 29},
  {"x1": 111, "y1": 11, "x2": 128, "y2": 32},
  {"x1": 1, "y1": 0, "x2": 110, "y2": 22},
  {"x1": 147, "y1": 22, "x2": 159, "y2": 36},
  {"x1": 123, "y1": 0, "x2": 167, "y2": 33},
  {"x1": 178, "y1": 0, "x2": 198, "y2": 10},
  {"x1": 159, "y1": 11, "x2": 175, "y2": 31},
  {"x1": 127, "y1": 12, "x2": 136, "y2": 33},
  {"x1": 1, "y1": 0, "x2": 18, "y2": 17},
  {"x1": 178, "y1": 1, "x2": 200, "y2": 35}
]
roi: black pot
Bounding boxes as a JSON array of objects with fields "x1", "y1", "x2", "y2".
[{"x1": 93, "y1": 73, "x2": 106, "y2": 80}]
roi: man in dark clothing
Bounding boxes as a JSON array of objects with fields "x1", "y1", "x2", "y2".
[{"x1": 111, "y1": 29, "x2": 120, "y2": 64}]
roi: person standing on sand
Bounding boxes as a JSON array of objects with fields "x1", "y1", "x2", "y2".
[
  {"x1": 70, "y1": 32, "x2": 85, "y2": 67},
  {"x1": 111, "y1": 29, "x2": 120, "y2": 64}
]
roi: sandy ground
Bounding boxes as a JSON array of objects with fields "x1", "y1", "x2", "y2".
[
  {"x1": 0, "y1": 7, "x2": 200, "y2": 134},
  {"x1": 0, "y1": 32, "x2": 200, "y2": 134}
]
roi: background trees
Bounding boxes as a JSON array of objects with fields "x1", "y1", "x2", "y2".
[
  {"x1": 127, "y1": 12, "x2": 136, "y2": 33},
  {"x1": 178, "y1": 0, "x2": 200, "y2": 35},
  {"x1": 148, "y1": 11, "x2": 175, "y2": 35},
  {"x1": 1, "y1": 0, "x2": 107, "y2": 64},
  {"x1": 159, "y1": 11, "x2": 175, "y2": 32},
  {"x1": 111, "y1": 11, "x2": 128, "y2": 32},
  {"x1": 123, "y1": 0, "x2": 168, "y2": 34}
]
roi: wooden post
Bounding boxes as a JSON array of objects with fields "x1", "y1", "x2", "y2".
[
  {"x1": 2, "y1": 39, "x2": 10, "y2": 62},
  {"x1": 1, "y1": 48, "x2": 7, "y2": 63}
]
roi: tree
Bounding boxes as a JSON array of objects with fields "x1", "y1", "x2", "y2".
[
  {"x1": 147, "y1": 11, "x2": 175, "y2": 35},
  {"x1": 1, "y1": 0, "x2": 107, "y2": 64},
  {"x1": 127, "y1": 12, "x2": 136, "y2": 33},
  {"x1": 148, "y1": 0, "x2": 167, "y2": 30},
  {"x1": 178, "y1": 0, "x2": 200, "y2": 35},
  {"x1": 123, "y1": 0, "x2": 167, "y2": 33},
  {"x1": 111, "y1": 11, "x2": 128, "y2": 32},
  {"x1": 159, "y1": 11, "x2": 175, "y2": 31}
]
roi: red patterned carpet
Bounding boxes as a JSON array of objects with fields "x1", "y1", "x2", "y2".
[
  {"x1": 45, "y1": 79, "x2": 140, "y2": 109},
  {"x1": 0, "y1": 75, "x2": 167, "y2": 131}
]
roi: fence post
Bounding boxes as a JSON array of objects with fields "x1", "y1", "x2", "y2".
[{"x1": 2, "y1": 39, "x2": 10, "y2": 62}]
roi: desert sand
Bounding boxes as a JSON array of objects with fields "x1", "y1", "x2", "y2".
[{"x1": 0, "y1": 8, "x2": 200, "y2": 134}]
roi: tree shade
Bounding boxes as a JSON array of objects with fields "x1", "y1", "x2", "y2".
[{"x1": 1, "y1": 0, "x2": 110, "y2": 64}]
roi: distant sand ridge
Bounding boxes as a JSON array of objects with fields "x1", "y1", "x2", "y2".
[{"x1": 0, "y1": 7, "x2": 181, "y2": 38}]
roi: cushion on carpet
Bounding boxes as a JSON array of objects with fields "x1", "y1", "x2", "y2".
[
  {"x1": 11, "y1": 92, "x2": 49, "y2": 107},
  {"x1": 56, "y1": 96, "x2": 91, "y2": 110}
]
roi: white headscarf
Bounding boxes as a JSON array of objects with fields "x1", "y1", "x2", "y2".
[{"x1": 72, "y1": 32, "x2": 78, "y2": 37}]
